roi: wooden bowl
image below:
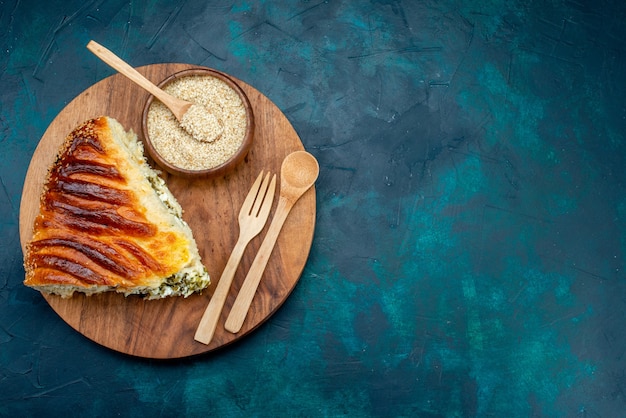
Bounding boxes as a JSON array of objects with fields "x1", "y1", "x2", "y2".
[{"x1": 141, "y1": 68, "x2": 254, "y2": 178}]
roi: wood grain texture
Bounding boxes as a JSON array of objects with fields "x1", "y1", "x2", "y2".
[{"x1": 18, "y1": 63, "x2": 316, "y2": 359}]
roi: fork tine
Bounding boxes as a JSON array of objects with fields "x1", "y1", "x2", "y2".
[
  {"x1": 240, "y1": 171, "x2": 265, "y2": 217},
  {"x1": 257, "y1": 174, "x2": 276, "y2": 220},
  {"x1": 250, "y1": 172, "x2": 273, "y2": 217}
]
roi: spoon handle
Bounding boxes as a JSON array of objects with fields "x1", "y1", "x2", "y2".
[
  {"x1": 86, "y1": 41, "x2": 188, "y2": 116},
  {"x1": 224, "y1": 197, "x2": 292, "y2": 333}
]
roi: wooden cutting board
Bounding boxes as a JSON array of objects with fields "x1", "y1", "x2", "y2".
[{"x1": 18, "y1": 63, "x2": 316, "y2": 359}]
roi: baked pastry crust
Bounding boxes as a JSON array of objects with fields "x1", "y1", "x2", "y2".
[{"x1": 23, "y1": 117, "x2": 210, "y2": 298}]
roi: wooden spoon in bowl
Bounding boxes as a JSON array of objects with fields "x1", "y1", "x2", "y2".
[{"x1": 86, "y1": 40, "x2": 222, "y2": 143}]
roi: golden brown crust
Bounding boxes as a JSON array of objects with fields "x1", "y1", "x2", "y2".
[{"x1": 23, "y1": 117, "x2": 192, "y2": 294}]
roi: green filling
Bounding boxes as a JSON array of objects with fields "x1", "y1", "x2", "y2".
[{"x1": 149, "y1": 267, "x2": 211, "y2": 299}]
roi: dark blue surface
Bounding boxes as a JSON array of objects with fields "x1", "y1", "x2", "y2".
[{"x1": 2, "y1": 0, "x2": 626, "y2": 416}]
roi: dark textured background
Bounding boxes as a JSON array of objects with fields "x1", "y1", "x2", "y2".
[{"x1": 2, "y1": 0, "x2": 626, "y2": 416}]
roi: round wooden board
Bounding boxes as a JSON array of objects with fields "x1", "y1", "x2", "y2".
[{"x1": 18, "y1": 64, "x2": 316, "y2": 359}]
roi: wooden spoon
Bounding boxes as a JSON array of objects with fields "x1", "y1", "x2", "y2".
[
  {"x1": 224, "y1": 151, "x2": 319, "y2": 333},
  {"x1": 86, "y1": 40, "x2": 222, "y2": 142}
]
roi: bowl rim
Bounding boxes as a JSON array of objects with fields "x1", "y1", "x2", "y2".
[{"x1": 141, "y1": 67, "x2": 255, "y2": 178}]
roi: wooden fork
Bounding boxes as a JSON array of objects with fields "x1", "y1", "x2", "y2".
[{"x1": 194, "y1": 171, "x2": 276, "y2": 345}]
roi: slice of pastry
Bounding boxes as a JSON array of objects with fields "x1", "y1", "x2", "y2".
[{"x1": 23, "y1": 116, "x2": 210, "y2": 299}]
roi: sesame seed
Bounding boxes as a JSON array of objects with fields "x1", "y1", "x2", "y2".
[
  {"x1": 180, "y1": 104, "x2": 223, "y2": 143},
  {"x1": 147, "y1": 75, "x2": 247, "y2": 171}
]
